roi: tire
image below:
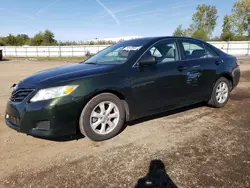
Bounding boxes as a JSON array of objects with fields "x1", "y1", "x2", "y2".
[
  {"x1": 208, "y1": 77, "x2": 232, "y2": 108},
  {"x1": 79, "y1": 93, "x2": 125, "y2": 141}
]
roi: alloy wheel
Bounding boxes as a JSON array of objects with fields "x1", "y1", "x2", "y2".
[
  {"x1": 216, "y1": 82, "x2": 229, "y2": 104},
  {"x1": 90, "y1": 101, "x2": 120, "y2": 135}
]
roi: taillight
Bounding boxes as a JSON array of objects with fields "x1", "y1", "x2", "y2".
[{"x1": 235, "y1": 59, "x2": 240, "y2": 66}]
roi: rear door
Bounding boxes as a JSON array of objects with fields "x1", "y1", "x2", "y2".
[{"x1": 179, "y1": 39, "x2": 220, "y2": 102}]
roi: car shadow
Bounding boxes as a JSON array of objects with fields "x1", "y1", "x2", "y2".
[
  {"x1": 0, "y1": 58, "x2": 11, "y2": 61},
  {"x1": 33, "y1": 133, "x2": 85, "y2": 142},
  {"x1": 127, "y1": 102, "x2": 205, "y2": 127},
  {"x1": 33, "y1": 103, "x2": 204, "y2": 142},
  {"x1": 135, "y1": 160, "x2": 178, "y2": 188}
]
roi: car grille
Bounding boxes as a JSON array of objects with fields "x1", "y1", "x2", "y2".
[{"x1": 10, "y1": 89, "x2": 34, "y2": 102}]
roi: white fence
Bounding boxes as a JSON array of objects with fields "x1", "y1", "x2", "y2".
[
  {"x1": 0, "y1": 45, "x2": 110, "y2": 57},
  {"x1": 0, "y1": 41, "x2": 250, "y2": 57}
]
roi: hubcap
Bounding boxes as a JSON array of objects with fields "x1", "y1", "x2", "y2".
[
  {"x1": 90, "y1": 101, "x2": 120, "y2": 135},
  {"x1": 216, "y1": 82, "x2": 229, "y2": 104}
]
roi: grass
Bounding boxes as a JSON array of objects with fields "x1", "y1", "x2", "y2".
[{"x1": 4, "y1": 56, "x2": 88, "y2": 62}]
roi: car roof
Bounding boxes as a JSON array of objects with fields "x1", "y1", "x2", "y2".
[{"x1": 126, "y1": 36, "x2": 205, "y2": 43}]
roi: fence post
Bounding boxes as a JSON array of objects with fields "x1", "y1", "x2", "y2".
[
  {"x1": 59, "y1": 44, "x2": 61, "y2": 57},
  {"x1": 72, "y1": 46, "x2": 74, "y2": 57},
  {"x1": 25, "y1": 47, "x2": 27, "y2": 57},
  {"x1": 4, "y1": 46, "x2": 6, "y2": 57},
  {"x1": 227, "y1": 42, "x2": 230, "y2": 54},
  {"x1": 248, "y1": 42, "x2": 250, "y2": 56},
  {"x1": 15, "y1": 46, "x2": 17, "y2": 57},
  {"x1": 48, "y1": 47, "x2": 50, "y2": 57}
]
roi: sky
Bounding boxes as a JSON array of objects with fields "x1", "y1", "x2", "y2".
[{"x1": 0, "y1": 0, "x2": 237, "y2": 41}]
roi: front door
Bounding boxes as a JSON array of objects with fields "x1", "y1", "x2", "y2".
[{"x1": 130, "y1": 39, "x2": 187, "y2": 116}]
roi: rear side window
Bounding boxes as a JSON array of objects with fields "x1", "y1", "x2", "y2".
[{"x1": 181, "y1": 41, "x2": 217, "y2": 60}]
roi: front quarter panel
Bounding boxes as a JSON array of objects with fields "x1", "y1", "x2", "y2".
[{"x1": 71, "y1": 69, "x2": 134, "y2": 117}]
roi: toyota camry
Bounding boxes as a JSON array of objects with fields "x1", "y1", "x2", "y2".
[{"x1": 5, "y1": 37, "x2": 240, "y2": 141}]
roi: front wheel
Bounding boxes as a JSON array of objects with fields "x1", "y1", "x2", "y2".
[
  {"x1": 208, "y1": 77, "x2": 231, "y2": 108},
  {"x1": 79, "y1": 93, "x2": 125, "y2": 141}
]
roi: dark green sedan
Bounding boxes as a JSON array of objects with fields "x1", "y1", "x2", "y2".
[{"x1": 5, "y1": 37, "x2": 240, "y2": 141}]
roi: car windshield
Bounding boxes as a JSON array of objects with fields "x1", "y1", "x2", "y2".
[{"x1": 84, "y1": 39, "x2": 150, "y2": 65}]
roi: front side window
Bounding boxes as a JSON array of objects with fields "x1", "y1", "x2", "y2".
[
  {"x1": 84, "y1": 39, "x2": 150, "y2": 65},
  {"x1": 143, "y1": 40, "x2": 178, "y2": 64},
  {"x1": 181, "y1": 41, "x2": 217, "y2": 60}
]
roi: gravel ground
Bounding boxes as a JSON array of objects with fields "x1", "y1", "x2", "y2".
[{"x1": 0, "y1": 60, "x2": 249, "y2": 188}]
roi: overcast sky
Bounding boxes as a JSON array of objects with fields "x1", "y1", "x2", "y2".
[{"x1": 0, "y1": 0, "x2": 236, "y2": 41}]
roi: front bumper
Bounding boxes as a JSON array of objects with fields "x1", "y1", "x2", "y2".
[{"x1": 5, "y1": 95, "x2": 83, "y2": 137}]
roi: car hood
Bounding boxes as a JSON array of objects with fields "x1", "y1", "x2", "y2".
[{"x1": 18, "y1": 63, "x2": 115, "y2": 88}]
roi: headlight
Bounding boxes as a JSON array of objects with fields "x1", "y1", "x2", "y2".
[{"x1": 30, "y1": 85, "x2": 78, "y2": 102}]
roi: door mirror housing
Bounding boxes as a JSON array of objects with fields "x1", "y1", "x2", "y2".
[{"x1": 138, "y1": 56, "x2": 157, "y2": 66}]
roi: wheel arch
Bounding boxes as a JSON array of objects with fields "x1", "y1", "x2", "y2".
[
  {"x1": 83, "y1": 89, "x2": 130, "y2": 121},
  {"x1": 218, "y1": 72, "x2": 233, "y2": 90}
]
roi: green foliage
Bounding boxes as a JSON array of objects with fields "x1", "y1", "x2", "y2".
[
  {"x1": 233, "y1": 35, "x2": 249, "y2": 41},
  {"x1": 210, "y1": 36, "x2": 221, "y2": 41},
  {"x1": 4, "y1": 34, "x2": 18, "y2": 45},
  {"x1": 43, "y1": 30, "x2": 57, "y2": 45},
  {"x1": 16, "y1": 34, "x2": 29, "y2": 45},
  {"x1": 173, "y1": 4, "x2": 218, "y2": 40},
  {"x1": 30, "y1": 30, "x2": 57, "y2": 46},
  {"x1": 0, "y1": 37, "x2": 6, "y2": 46},
  {"x1": 248, "y1": 14, "x2": 250, "y2": 37},
  {"x1": 220, "y1": 15, "x2": 235, "y2": 41},
  {"x1": 191, "y1": 29, "x2": 209, "y2": 41},
  {"x1": 222, "y1": 15, "x2": 233, "y2": 33},
  {"x1": 231, "y1": 0, "x2": 250, "y2": 36},
  {"x1": 173, "y1": 25, "x2": 186, "y2": 36},
  {"x1": 192, "y1": 4, "x2": 218, "y2": 36},
  {"x1": 220, "y1": 32, "x2": 235, "y2": 41}
]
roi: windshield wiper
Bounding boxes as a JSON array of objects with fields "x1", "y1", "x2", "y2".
[{"x1": 85, "y1": 62, "x2": 97, "y2": 64}]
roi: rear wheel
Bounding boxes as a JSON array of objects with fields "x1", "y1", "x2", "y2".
[
  {"x1": 79, "y1": 93, "x2": 125, "y2": 141},
  {"x1": 208, "y1": 77, "x2": 231, "y2": 108}
]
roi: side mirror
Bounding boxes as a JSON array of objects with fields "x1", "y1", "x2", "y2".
[{"x1": 138, "y1": 56, "x2": 157, "y2": 66}]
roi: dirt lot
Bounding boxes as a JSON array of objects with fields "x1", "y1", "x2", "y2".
[{"x1": 0, "y1": 59, "x2": 250, "y2": 188}]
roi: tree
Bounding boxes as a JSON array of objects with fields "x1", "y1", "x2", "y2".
[
  {"x1": 173, "y1": 25, "x2": 186, "y2": 36},
  {"x1": 231, "y1": 0, "x2": 250, "y2": 36},
  {"x1": 16, "y1": 34, "x2": 29, "y2": 45},
  {"x1": 222, "y1": 15, "x2": 233, "y2": 33},
  {"x1": 0, "y1": 38, "x2": 5, "y2": 46},
  {"x1": 42, "y1": 30, "x2": 57, "y2": 45},
  {"x1": 4, "y1": 34, "x2": 18, "y2": 46},
  {"x1": 192, "y1": 29, "x2": 209, "y2": 41},
  {"x1": 30, "y1": 30, "x2": 57, "y2": 46},
  {"x1": 220, "y1": 15, "x2": 235, "y2": 41},
  {"x1": 192, "y1": 4, "x2": 218, "y2": 37},
  {"x1": 248, "y1": 13, "x2": 250, "y2": 37},
  {"x1": 30, "y1": 32, "x2": 44, "y2": 46}
]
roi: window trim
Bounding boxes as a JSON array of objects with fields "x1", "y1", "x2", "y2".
[{"x1": 132, "y1": 39, "x2": 181, "y2": 68}]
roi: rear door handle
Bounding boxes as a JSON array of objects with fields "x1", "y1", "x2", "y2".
[
  {"x1": 177, "y1": 65, "x2": 188, "y2": 72},
  {"x1": 215, "y1": 60, "x2": 222, "y2": 65}
]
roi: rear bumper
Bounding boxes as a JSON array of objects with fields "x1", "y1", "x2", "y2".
[
  {"x1": 5, "y1": 96, "x2": 83, "y2": 138},
  {"x1": 231, "y1": 66, "x2": 240, "y2": 89}
]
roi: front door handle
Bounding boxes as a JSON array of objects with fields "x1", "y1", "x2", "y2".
[{"x1": 177, "y1": 65, "x2": 188, "y2": 72}]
